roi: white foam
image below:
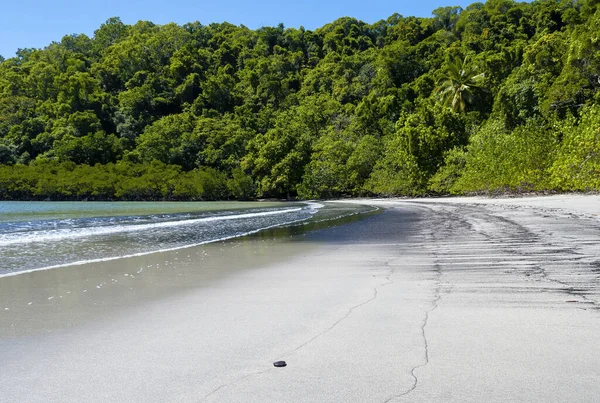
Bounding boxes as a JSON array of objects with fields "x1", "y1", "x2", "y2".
[
  {"x1": 0, "y1": 214, "x2": 313, "y2": 279},
  {"x1": 0, "y1": 202, "x2": 368, "y2": 279},
  {"x1": 0, "y1": 207, "x2": 303, "y2": 246}
]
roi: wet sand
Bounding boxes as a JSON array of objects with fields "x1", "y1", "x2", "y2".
[{"x1": 1, "y1": 196, "x2": 599, "y2": 402}]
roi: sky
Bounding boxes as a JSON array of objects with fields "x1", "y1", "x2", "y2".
[{"x1": 0, "y1": 0, "x2": 478, "y2": 58}]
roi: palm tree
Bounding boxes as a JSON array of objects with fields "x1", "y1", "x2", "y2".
[{"x1": 437, "y1": 56, "x2": 485, "y2": 113}]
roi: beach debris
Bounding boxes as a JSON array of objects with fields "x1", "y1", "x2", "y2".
[{"x1": 273, "y1": 361, "x2": 287, "y2": 368}]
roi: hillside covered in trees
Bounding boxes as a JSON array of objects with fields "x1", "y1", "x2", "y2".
[{"x1": 1, "y1": 0, "x2": 599, "y2": 200}]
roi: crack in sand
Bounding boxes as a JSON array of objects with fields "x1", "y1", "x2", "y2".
[
  {"x1": 384, "y1": 264, "x2": 441, "y2": 403},
  {"x1": 278, "y1": 271, "x2": 394, "y2": 360}
]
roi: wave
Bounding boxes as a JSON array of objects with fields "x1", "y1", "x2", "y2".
[
  {"x1": 0, "y1": 207, "x2": 303, "y2": 246},
  {"x1": 0, "y1": 201, "x2": 375, "y2": 279},
  {"x1": 0, "y1": 213, "x2": 314, "y2": 279}
]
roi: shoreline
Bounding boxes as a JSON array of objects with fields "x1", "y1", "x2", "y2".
[
  {"x1": 0, "y1": 205, "x2": 380, "y2": 336},
  {"x1": 0, "y1": 211, "x2": 308, "y2": 280},
  {"x1": 0, "y1": 201, "x2": 375, "y2": 280},
  {"x1": 0, "y1": 226, "x2": 321, "y2": 337}
]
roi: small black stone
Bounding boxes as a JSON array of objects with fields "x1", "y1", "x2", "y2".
[{"x1": 273, "y1": 361, "x2": 287, "y2": 367}]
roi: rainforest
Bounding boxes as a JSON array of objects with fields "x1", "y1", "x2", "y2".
[{"x1": 1, "y1": 0, "x2": 599, "y2": 200}]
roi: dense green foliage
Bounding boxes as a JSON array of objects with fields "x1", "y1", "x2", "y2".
[{"x1": 1, "y1": 0, "x2": 600, "y2": 200}]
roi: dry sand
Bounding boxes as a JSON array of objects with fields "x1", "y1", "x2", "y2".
[{"x1": 1, "y1": 195, "x2": 599, "y2": 402}]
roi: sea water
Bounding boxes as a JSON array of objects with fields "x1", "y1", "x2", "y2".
[{"x1": 0, "y1": 201, "x2": 372, "y2": 277}]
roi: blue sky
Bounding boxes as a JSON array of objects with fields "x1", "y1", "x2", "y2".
[{"x1": 1, "y1": 0, "x2": 477, "y2": 58}]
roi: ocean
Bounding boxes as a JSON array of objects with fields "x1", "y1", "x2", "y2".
[{"x1": 0, "y1": 201, "x2": 373, "y2": 277}]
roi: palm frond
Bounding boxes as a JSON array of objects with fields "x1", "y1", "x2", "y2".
[{"x1": 436, "y1": 56, "x2": 485, "y2": 112}]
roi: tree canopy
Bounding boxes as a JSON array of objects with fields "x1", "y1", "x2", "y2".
[{"x1": 1, "y1": 0, "x2": 600, "y2": 200}]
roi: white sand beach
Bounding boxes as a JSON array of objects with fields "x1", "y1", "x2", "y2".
[{"x1": 1, "y1": 195, "x2": 599, "y2": 402}]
